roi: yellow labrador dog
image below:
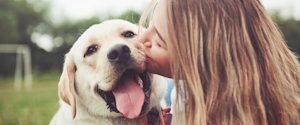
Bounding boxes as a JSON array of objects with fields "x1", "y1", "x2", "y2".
[{"x1": 49, "y1": 19, "x2": 167, "y2": 125}]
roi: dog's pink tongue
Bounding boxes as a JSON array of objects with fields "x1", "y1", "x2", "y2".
[{"x1": 112, "y1": 73, "x2": 145, "y2": 119}]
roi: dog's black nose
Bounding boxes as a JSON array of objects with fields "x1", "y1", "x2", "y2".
[{"x1": 107, "y1": 44, "x2": 131, "y2": 64}]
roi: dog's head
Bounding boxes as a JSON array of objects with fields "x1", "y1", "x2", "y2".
[{"x1": 58, "y1": 19, "x2": 152, "y2": 119}]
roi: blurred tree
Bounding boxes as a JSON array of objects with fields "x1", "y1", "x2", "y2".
[
  {"x1": 51, "y1": 17, "x2": 101, "y2": 49},
  {"x1": 116, "y1": 10, "x2": 140, "y2": 24},
  {"x1": 272, "y1": 14, "x2": 300, "y2": 57},
  {"x1": 0, "y1": 0, "x2": 51, "y2": 76}
]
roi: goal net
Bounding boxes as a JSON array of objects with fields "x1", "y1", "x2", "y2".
[{"x1": 0, "y1": 44, "x2": 32, "y2": 91}]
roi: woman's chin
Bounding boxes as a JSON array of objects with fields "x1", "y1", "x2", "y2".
[
  {"x1": 146, "y1": 64, "x2": 161, "y2": 75},
  {"x1": 146, "y1": 65, "x2": 156, "y2": 74},
  {"x1": 148, "y1": 68, "x2": 172, "y2": 78},
  {"x1": 146, "y1": 62, "x2": 172, "y2": 78}
]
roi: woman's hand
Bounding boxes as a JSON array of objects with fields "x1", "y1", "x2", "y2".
[
  {"x1": 138, "y1": 107, "x2": 171, "y2": 125},
  {"x1": 160, "y1": 107, "x2": 171, "y2": 125}
]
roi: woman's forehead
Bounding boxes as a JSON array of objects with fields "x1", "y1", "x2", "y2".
[
  {"x1": 153, "y1": 0, "x2": 166, "y2": 19},
  {"x1": 152, "y1": 0, "x2": 167, "y2": 33}
]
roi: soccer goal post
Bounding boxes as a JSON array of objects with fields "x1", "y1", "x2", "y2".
[{"x1": 0, "y1": 44, "x2": 32, "y2": 91}]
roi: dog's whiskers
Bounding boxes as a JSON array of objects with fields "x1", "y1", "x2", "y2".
[{"x1": 121, "y1": 117, "x2": 129, "y2": 123}]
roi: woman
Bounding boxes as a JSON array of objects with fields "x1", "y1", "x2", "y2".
[{"x1": 138, "y1": 0, "x2": 300, "y2": 124}]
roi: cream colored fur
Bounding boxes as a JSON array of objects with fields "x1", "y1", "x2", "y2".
[{"x1": 49, "y1": 19, "x2": 167, "y2": 125}]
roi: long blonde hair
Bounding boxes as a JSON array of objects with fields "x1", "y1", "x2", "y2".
[{"x1": 140, "y1": 0, "x2": 300, "y2": 124}]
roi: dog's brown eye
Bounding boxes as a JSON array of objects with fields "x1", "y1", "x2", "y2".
[
  {"x1": 122, "y1": 31, "x2": 135, "y2": 38},
  {"x1": 84, "y1": 45, "x2": 98, "y2": 57}
]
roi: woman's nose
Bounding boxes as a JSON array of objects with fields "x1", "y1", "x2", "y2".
[{"x1": 138, "y1": 29, "x2": 152, "y2": 48}]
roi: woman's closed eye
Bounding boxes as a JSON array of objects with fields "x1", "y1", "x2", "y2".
[{"x1": 156, "y1": 41, "x2": 162, "y2": 47}]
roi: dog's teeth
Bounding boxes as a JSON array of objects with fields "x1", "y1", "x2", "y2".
[
  {"x1": 138, "y1": 77, "x2": 143, "y2": 88},
  {"x1": 135, "y1": 74, "x2": 143, "y2": 88}
]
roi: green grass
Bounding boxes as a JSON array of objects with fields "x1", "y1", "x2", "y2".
[{"x1": 0, "y1": 73, "x2": 61, "y2": 125}]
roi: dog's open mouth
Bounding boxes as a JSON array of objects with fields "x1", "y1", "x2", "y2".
[{"x1": 97, "y1": 69, "x2": 151, "y2": 119}]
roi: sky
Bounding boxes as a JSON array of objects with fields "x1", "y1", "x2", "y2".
[
  {"x1": 261, "y1": 0, "x2": 300, "y2": 20},
  {"x1": 34, "y1": 0, "x2": 300, "y2": 52}
]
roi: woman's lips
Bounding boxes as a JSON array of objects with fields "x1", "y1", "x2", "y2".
[
  {"x1": 145, "y1": 55, "x2": 150, "y2": 59},
  {"x1": 145, "y1": 55, "x2": 152, "y2": 61}
]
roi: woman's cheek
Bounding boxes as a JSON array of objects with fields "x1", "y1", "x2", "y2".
[{"x1": 152, "y1": 47, "x2": 169, "y2": 66}]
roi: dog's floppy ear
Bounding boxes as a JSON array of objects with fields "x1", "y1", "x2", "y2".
[{"x1": 58, "y1": 53, "x2": 77, "y2": 119}]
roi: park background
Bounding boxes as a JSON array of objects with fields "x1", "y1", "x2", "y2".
[{"x1": 0, "y1": 0, "x2": 299, "y2": 124}]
